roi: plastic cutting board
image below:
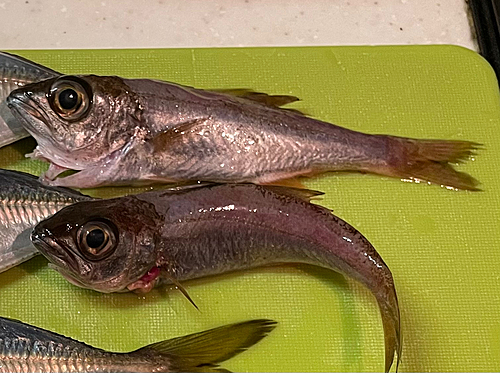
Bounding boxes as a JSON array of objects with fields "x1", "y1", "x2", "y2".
[{"x1": 0, "y1": 46, "x2": 499, "y2": 372}]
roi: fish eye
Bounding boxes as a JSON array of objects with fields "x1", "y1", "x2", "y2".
[
  {"x1": 77, "y1": 220, "x2": 117, "y2": 261},
  {"x1": 48, "y1": 77, "x2": 92, "y2": 121}
]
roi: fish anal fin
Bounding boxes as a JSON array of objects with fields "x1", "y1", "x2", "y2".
[
  {"x1": 134, "y1": 319, "x2": 277, "y2": 372},
  {"x1": 264, "y1": 185, "x2": 324, "y2": 204},
  {"x1": 151, "y1": 118, "x2": 208, "y2": 152},
  {"x1": 257, "y1": 172, "x2": 324, "y2": 202},
  {"x1": 263, "y1": 176, "x2": 309, "y2": 190}
]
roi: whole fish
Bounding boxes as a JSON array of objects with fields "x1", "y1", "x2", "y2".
[
  {"x1": 0, "y1": 52, "x2": 60, "y2": 147},
  {"x1": 31, "y1": 183, "x2": 401, "y2": 372},
  {"x1": 0, "y1": 169, "x2": 92, "y2": 273},
  {"x1": 6, "y1": 74, "x2": 479, "y2": 190},
  {"x1": 0, "y1": 316, "x2": 276, "y2": 372}
]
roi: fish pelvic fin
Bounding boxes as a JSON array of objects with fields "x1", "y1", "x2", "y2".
[
  {"x1": 134, "y1": 319, "x2": 277, "y2": 372},
  {"x1": 164, "y1": 271, "x2": 200, "y2": 310},
  {"x1": 377, "y1": 136, "x2": 481, "y2": 191}
]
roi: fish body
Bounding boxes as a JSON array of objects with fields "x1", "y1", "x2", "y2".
[
  {"x1": 0, "y1": 52, "x2": 60, "y2": 147},
  {"x1": 0, "y1": 316, "x2": 276, "y2": 373},
  {"x1": 7, "y1": 74, "x2": 478, "y2": 190},
  {"x1": 0, "y1": 169, "x2": 92, "y2": 273},
  {"x1": 31, "y1": 183, "x2": 401, "y2": 372}
]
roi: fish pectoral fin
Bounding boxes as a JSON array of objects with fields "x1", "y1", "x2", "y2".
[
  {"x1": 150, "y1": 118, "x2": 208, "y2": 152},
  {"x1": 164, "y1": 272, "x2": 199, "y2": 310},
  {"x1": 134, "y1": 319, "x2": 277, "y2": 372}
]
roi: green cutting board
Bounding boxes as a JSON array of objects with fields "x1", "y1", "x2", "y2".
[{"x1": 0, "y1": 46, "x2": 499, "y2": 372}]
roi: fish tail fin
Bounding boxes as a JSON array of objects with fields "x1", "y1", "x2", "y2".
[
  {"x1": 134, "y1": 319, "x2": 277, "y2": 372},
  {"x1": 376, "y1": 286, "x2": 402, "y2": 373},
  {"x1": 376, "y1": 136, "x2": 481, "y2": 191}
]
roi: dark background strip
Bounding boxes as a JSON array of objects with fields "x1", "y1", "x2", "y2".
[{"x1": 469, "y1": 0, "x2": 500, "y2": 79}]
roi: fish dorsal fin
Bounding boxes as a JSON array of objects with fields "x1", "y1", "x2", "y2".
[
  {"x1": 212, "y1": 89, "x2": 305, "y2": 114},
  {"x1": 135, "y1": 319, "x2": 277, "y2": 372},
  {"x1": 263, "y1": 185, "x2": 324, "y2": 203}
]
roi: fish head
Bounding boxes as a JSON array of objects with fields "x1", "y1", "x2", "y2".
[
  {"x1": 6, "y1": 75, "x2": 141, "y2": 172},
  {"x1": 31, "y1": 196, "x2": 161, "y2": 293}
]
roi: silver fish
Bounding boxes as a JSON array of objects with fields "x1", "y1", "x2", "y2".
[
  {"x1": 0, "y1": 169, "x2": 91, "y2": 273},
  {"x1": 31, "y1": 183, "x2": 401, "y2": 372},
  {"x1": 0, "y1": 52, "x2": 60, "y2": 147},
  {"x1": 0, "y1": 316, "x2": 276, "y2": 373},
  {"x1": 7, "y1": 74, "x2": 479, "y2": 190}
]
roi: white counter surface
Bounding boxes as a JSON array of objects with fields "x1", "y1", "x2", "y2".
[{"x1": 0, "y1": 0, "x2": 476, "y2": 50}]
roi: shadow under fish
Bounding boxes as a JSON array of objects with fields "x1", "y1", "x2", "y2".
[{"x1": 31, "y1": 183, "x2": 402, "y2": 372}]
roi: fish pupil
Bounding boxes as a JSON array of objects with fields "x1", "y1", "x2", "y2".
[
  {"x1": 86, "y1": 229, "x2": 105, "y2": 249},
  {"x1": 58, "y1": 89, "x2": 78, "y2": 110}
]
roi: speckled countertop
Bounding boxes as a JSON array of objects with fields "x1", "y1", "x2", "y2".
[{"x1": 0, "y1": 0, "x2": 476, "y2": 50}]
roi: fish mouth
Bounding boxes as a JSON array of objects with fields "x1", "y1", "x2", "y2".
[
  {"x1": 7, "y1": 91, "x2": 83, "y2": 176},
  {"x1": 7, "y1": 91, "x2": 53, "y2": 139},
  {"x1": 31, "y1": 228, "x2": 82, "y2": 276}
]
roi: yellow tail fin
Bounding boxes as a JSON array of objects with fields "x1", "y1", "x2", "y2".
[{"x1": 135, "y1": 319, "x2": 277, "y2": 372}]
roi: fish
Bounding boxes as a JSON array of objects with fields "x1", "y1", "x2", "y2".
[
  {"x1": 31, "y1": 183, "x2": 402, "y2": 372},
  {"x1": 0, "y1": 316, "x2": 276, "y2": 372},
  {"x1": 0, "y1": 168, "x2": 92, "y2": 273},
  {"x1": 6, "y1": 73, "x2": 480, "y2": 190},
  {"x1": 0, "y1": 52, "x2": 60, "y2": 147}
]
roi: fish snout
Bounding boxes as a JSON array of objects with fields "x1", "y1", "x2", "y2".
[
  {"x1": 31, "y1": 226, "x2": 56, "y2": 255},
  {"x1": 6, "y1": 88, "x2": 50, "y2": 128},
  {"x1": 31, "y1": 226, "x2": 73, "y2": 267},
  {"x1": 6, "y1": 89, "x2": 30, "y2": 108}
]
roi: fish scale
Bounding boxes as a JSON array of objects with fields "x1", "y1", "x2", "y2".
[
  {"x1": 0, "y1": 317, "x2": 276, "y2": 373},
  {"x1": 0, "y1": 53, "x2": 57, "y2": 100},
  {"x1": 0, "y1": 196, "x2": 79, "y2": 227},
  {"x1": 0, "y1": 336, "x2": 107, "y2": 373},
  {"x1": 0, "y1": 169, "x2": 93, "y2": 274},
  {"x1": 0, "y1": 52, "x2": 60, "y2": 148}
]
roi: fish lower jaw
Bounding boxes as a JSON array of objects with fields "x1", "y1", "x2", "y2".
[{"x1": 26, "y1": 145, "x2": 83, "y2": 172}]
